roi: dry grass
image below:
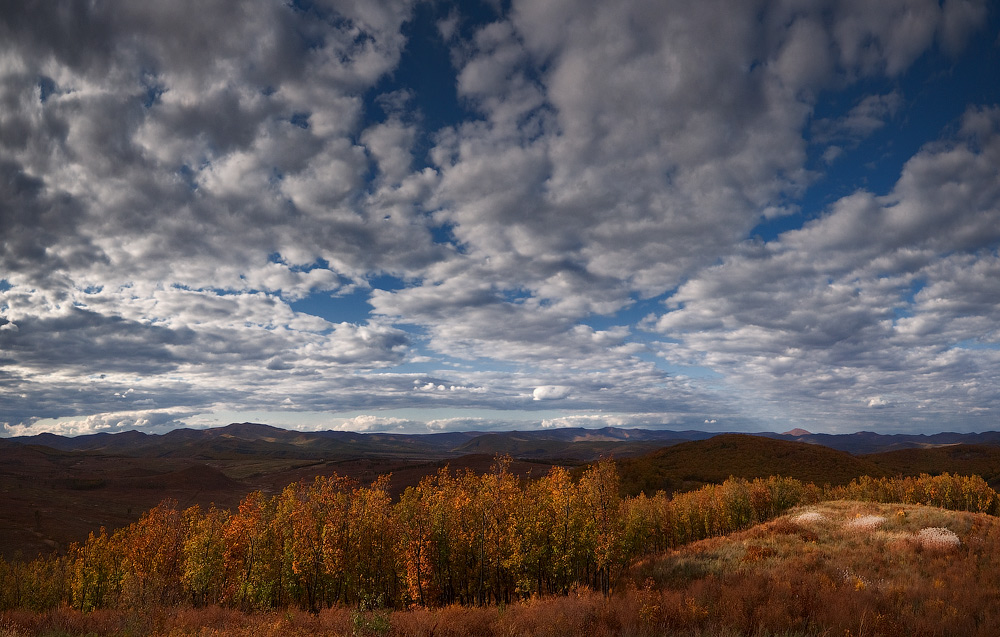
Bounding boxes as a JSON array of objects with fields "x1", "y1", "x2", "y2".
[
  {"x1": 792, "y1": 511, "x2": 826, "y2": 524},
  {"x1": 844, "y1": 514, "x2": 887, "y2": 532},
  {"x1": 629, "y1": 500, "x2": 1000, "y2": 636}
]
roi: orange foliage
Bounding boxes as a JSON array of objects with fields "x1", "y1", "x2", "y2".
[{"x1": 1, "y1": 460, "x2": 997, "y2": 619}]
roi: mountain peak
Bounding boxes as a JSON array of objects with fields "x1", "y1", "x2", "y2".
[
  {"x1": 783, "y1": 428, "x2": 811, "y2": 437},
  {"x1": 214, "y1": 422, "x2": 287, "y2": 439}
]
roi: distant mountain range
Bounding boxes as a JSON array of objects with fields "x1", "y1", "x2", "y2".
[
  {"x1": 761, "y1": 429, "x2": 1000, "y2": 455},
  {"x1": 7, "y1": 422, "x2": 1000, "y2": 460}
]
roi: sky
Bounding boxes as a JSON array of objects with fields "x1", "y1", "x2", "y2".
[{"x1": 2, "y1": 0, "x2": 1000, "y2": 438}]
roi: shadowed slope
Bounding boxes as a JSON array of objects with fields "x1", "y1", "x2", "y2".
[
  {"x1": 616, "y1": 433, "x2": 887, "y2": 496},
  {"x1": 866, "y1": 444, "x2": 1000, "y2": 489}
]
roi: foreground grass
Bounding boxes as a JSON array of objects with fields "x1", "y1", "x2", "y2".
[
  {"x1": 630, "y1": 500, "x2": 1000, "y2": 636},
  {"x1": 3, "y1": 500, "x2": 998, "y2": 637}
]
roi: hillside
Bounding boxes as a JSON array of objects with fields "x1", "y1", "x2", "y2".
[
  {"x1": 616, "y1": 433, "x2": 887, "y2": 496},
  {"x1": 0, "y1": 442, "x2": 550, "y2": 561},
  {"x1": 7, "y1": 424, "x2": 1000, "y2": 561},
  {"x1": 767, "y1": 429, "x2": 1000, "y2": 454},
  {"x1": 4, "y1": 497, "x2": 998, "y2": 636},
  {"x1": 625, "y1": 500, "x2": 1000, "y2": 636},
  {"x1": 867, "y1": 443, "x2": 1000, "y2": 488},
  {"x1": 453, "y1": 431, "x2": 685, "y2": 461}
]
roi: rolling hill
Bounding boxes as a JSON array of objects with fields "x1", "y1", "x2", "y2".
[
  {"x1": 615, "y1": 433, "x2": 888, "y2": 496},
  {"x1": 866, "y1": 443, "x2": 1000, "y2": 489},
  {"x1": 625, "y1": 500, "x2": 1000, "y2": 636},
  {"x1": 451, "y1": 427, "x2": 704, "y2": 460},
  {"x1": 765, "y1": 428, "x2": 1000, "y2": 454}
]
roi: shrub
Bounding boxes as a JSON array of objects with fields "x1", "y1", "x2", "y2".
[{"x1": 915, "y1": 527, "x2": 961, "y2": 550}]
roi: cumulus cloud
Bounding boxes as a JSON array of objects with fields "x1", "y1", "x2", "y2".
[
  {"x1": 538, "y1": 413, "x2": 690, "y2": 429},
  {"x1": 0, "y1": 0, "x2": 995, "y2": 436},
  {"x1": 532, "y1": 386, "x2": 571, "y2": 401},
  {"x1": 4, "y1": 409, "x2": 195, "y2": 438},
  {"x1": 652, "y1": 106, "x2": 1000, "y2": 431},
  {"x1": 812, "y1": 91, "x2": 904, "y2": 145},
  {"x1": 425, "y1": 417, "x2": 510, "y2": 432},
  {"x1": 867, "y1": 396, "x2": 893, "y2": 409},
  {"x1": 331, "y1": 415, "x2": 420, "y2": 433}
]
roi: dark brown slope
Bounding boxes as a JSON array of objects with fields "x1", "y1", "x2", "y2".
[
  {"x1": 0, "y1": 444, "x2": 257, "y2": 560},
  {"x1": 766, "y1": 429, "x2": 1000, "y2": 454},
  {"x1": 616, "y1": 433, "x2": 887, "y2": 496},
  {"x1": 0, "y1": 442, "x2": 554, "y2": 561},
  {"x1": 454, "y1": 432, "x2": 675, "y2": 461},
  {"x1": 866, "y1": 444, "x2": 1000, "y2": 489}
]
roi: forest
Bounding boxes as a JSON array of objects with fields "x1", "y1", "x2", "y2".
[{"x1": 1, "y1": 456, "x2": 997, "y2": 619}]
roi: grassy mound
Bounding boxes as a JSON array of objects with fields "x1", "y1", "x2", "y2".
[{"x1": 627, "y1": 500, "x2": 1000, "y2": 636}]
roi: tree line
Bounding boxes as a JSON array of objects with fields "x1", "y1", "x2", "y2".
[{"x1": 1, "y1": 457, "x2": 997, "y2": 613}]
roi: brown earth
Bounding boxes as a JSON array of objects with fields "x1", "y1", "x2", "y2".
[{"x1": 0, "y1": 445, "x2": 551, "y2": 560}]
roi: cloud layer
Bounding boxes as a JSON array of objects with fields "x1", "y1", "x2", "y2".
[{"x1": 1, "y1": 0, "x2": 998, "y2": 435}]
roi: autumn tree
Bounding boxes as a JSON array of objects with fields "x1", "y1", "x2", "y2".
[
  {"x1": 182, "y1": 504, "x2": 228, "y2": 606},
  {"x1": 518, "y1": 465, "x2": 590, "y2": 596},
  {"x1": 277, "y1": 477, "x2": 339, "y2": 611},
  {"x1": 223, "y1": 491, "x2": 284, "y2": 610},
  {"x1": 69, "y1": 527, "x2": 125, "y2": 611},
  {"x1": 346, "y1": 474, "x2": 402, "y2": 607},
  {"x1": 396, "y1": 482, "x2": 436, "y2": 606},
  {"x1": 118, "y1": 499, "x2": 188, "y2": 607},
  {"x1": 418, "y1": 466, "x2": 478, "y2": 605},
  {"x1": 0, "y1": 553, "x2": 68, "y2": 611},
  {"x1": 578, "y1": 458, "x2": 625, "y2": 595},
  {"x1": 474, "y1": 456, "x2": 522, "y2": 604}
]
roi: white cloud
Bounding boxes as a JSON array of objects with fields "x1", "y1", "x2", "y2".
[
  {"x1": 651, "y1": 106, "x2": 1000, "y2": 430},
  {"x1": 425, "y1": 417, "x2": 506, "y2": 432},
  {"x1": 867, "y1": 396, "x2": 893, "y2": 408},
  {"x1": 532, "y1": 385, "x2": 571, "y2": 401},
  {"x1": 4, "y1": 409, "x2": 195, "y2": 437},
  {"x1": 331, "y1": 415, "x2": 419, "y2": 433},
  {"x1": 0, "y1": 1, "x2": 994, "y2": 436}
]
